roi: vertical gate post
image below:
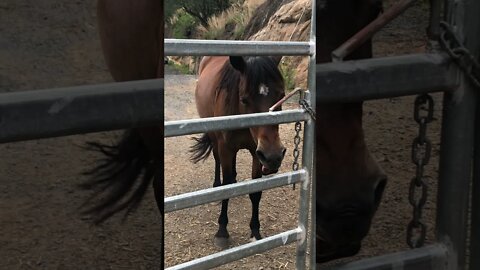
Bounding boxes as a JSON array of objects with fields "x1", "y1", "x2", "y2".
[
  {"x1": 436, "y1": 0, "x2": 480, "y2": 269},
  {"x1": 471, "y1": 93, "x2": 480, "y2": 270},
  {"x1": 296, "y1": 0, "x2": 316, "y2": 268}
]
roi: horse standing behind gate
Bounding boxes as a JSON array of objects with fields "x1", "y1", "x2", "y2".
[
  {"x1": 315, "y1": 0, "x2": 388, "y2": 263},
  {"x1": 190, "y1": 56, "x2": 287, "y2": 248}
]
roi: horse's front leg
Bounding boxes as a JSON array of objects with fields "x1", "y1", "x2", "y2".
[
  {"x1": 249, "y1": 155, "x2": 263, "y2": 241},
  {"x1": 214, "y1": 144, "x2": 236, "y2": 249}
]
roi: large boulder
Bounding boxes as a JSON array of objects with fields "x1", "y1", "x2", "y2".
[{"x1": 246, "y1": 0, "x2": 311, "y2": 88}]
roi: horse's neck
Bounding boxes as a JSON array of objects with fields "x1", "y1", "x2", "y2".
[{"x1": 317, "y1": 0, "x2": 379, "y2": 63}]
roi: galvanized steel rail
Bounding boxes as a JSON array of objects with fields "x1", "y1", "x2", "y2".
[
  {"x1": 165, "y1": 39, "x2": 314, "y2": 56},
  {"x1": 169, "y1": 228, "x2": 303, "y2": 270},
  {"x1": 165, "y1": 109, "x2": 308, "y2": 137},
  {"x1": 316, "y1": 53, "x2": 458, "y2": 102},
  {"x1": 165, "y1": 170, "x2": 306, "y2": 213},
  {"x1": 0, "y1": 79, "x2": 164, "y2": 143}
]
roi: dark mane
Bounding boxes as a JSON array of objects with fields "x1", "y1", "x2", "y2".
[{"x1": 217, "y1": 56, "x2": 284, "y2": 115}]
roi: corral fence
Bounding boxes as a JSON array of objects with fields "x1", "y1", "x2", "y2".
[
  {"x1": 318, "y1": 0, "x2": 480, "y2": 269},
  {"x1": 163, "y1": 1, "x2": 317, "y2": 269}
]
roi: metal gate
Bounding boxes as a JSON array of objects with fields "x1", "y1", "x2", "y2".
[
  {"x1": 315, "y1": 0, "x2": 480, "y2": 269},
  {"x1": 163, "y1": 0, "x2": 316, "y2": 269}
]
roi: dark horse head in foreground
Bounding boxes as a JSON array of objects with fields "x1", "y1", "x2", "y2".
[
  {"x1": 316, "y1": 0, "x2": 387, "y2": 263},
  {"x1": 190, "y1": 56, "x2": 286, "y2": 247}
]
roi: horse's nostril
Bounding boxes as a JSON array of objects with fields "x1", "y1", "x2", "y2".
[
  {"x1": 281, "y1": 148, "x2": 287, "y2": 158},
  {"x1": 256, "y1": 150, "x2": 267, "y2": 162}
]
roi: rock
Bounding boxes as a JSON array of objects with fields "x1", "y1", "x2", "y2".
[{"x1": 247, "y1": 0, "x2": 311, "y2": 88}]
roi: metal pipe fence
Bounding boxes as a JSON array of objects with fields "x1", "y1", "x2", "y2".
[
  {"x1": 436, "y1": 0, "x2": 480, "y2": 269},
  {"x1": 0, "y1": 79, "x2": 164, "y2": 143},
  {"x1": 165, "y1": 170, "x2": 306, "y2": 213},
  {"x1": 317, "y1": 0, "x2": 479, "y2": 269},
  {"x1": 169, "y1": 228, "x2": 303, "y2": 270},
  {"x1": 163, "y1": 1, "x2": 316, "y2": 269},
  {"x1": 165, "y1": 110, "x2": 308, "y2": 137},
  {"x1": 165, "y1": 39, "x2": 314, "y2": 56},
  {"x1": 316, "y1": 53, "x2": 458, "y2": 102}
]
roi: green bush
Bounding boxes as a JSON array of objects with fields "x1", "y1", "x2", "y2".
[{"x1": 171, "y1": 10, "x2": 197, "y2": 39}]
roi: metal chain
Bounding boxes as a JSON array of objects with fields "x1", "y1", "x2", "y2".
[
  {"x1": 291, "y1": 93, "x2": 308, "y2": 190},
  {"x1": 299, "y1": 99, "x2": 316, "y2": 121},
  {"x1": 439, "y1": 21, "x2": 480, "y2": 88},
  {"x1": 407, "y1": 94, "x2": 434, "y2": 248},
  {"x1": 291, "y1": 119, "x2": 302, "y2": 190},
  {"x1": 292, "y1": 121, "x2": 302, "y2": 172},
  {"x1": 284, "y1": 90, "x2": 315, "y2": 190}
]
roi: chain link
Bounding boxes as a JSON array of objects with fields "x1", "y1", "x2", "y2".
[
  {"x1": 407, "y1": 94, "x2": 434, "y2": 248},
  {"x1": 299, "y1": 99, "x2": 316, "y2": 121},
  {"x1": 439, "y1": 21, "x2": 480, "y2": 88}
]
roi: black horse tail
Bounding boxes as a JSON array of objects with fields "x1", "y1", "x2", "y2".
[
  {"x1": 80, "y1": 129, "x2": 155, "y2": 224},
  {"x1": 190, "y1": 133, "x2": 213, "y2": 163}
]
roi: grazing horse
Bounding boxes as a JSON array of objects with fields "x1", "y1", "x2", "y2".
[
  {"x1": 190, "y1": 56, "x2": 286, "y2": 247},
  {"x1": 316, "y1": 0, "x2": 387, "y2": 263},
  {"x1": 79, "y1": 0, "x2": 163, "y2": 264}
]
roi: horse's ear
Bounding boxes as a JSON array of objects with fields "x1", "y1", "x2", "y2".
[
  {"x1": 271, "y1": 56, "x2": 282, "y2": 66},
  {"x1": 229, "y1": 56, "x2": 246, "y2": 73}
]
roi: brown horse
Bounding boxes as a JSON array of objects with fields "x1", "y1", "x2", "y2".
[
  {"x1": 79, "y1": 0, "x2": 163, "y2": 265},
  {"x1": 190, "y1": 56, "x2": 286, "y2": 247},
  {"x1": 316, "y1": 0, "x2": 387, "y2": 263}
]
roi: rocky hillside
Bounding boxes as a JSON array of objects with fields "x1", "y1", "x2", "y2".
[{"x1": 245, "y1": 0, "x2": 312, "y2": 88}]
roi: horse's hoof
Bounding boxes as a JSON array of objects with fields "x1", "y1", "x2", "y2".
[
  {"x1": 250, "y1": 232, "x2": 262, "y2": 242},
  {"x1": 214, "y1": 236, "x2": 230, "y2": 249}
]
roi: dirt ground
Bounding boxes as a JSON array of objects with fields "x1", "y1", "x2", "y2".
[
  {"x1": 165, "y1": 1, "x2": 442, "y2": 270},
  {"x1": 0, "y1": 1, "x2": 442, "y2": 270},
  {"x1": 0, "y1": 1, "x2": 161, "y2": 269}
]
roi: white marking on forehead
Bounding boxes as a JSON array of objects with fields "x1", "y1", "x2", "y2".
[{"x1": 259, "y1": 84, "x2": 269, "y2": 96}]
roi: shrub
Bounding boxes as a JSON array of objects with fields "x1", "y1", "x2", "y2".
[{"x1": 171, "y1": 10, "x2": 197, "y2": 39}]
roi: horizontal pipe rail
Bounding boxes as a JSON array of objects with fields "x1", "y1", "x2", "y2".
[
  {"x1": 316, "y1": 53, "x2": 459, "y2": 102},
  {"x1": 0, "y1": 79, "x2": 164, "y2": 143},
  {"x1": 165, "y1": 170, "x2": 306, "y2": 213},
  {"x1": 165, "y1": 109, "x2": 308, "y2": 137},
  {"x1": 165, "y1": 39, "x2": 313, "y2": 56},
  {"x1": 326, "y1": 244, "x2": 449, "y2": 270},
  {"x1": 166, "y1": 228, "x2": 302, "y2": 270}
]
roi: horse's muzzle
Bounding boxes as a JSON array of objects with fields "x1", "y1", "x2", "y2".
[
  {"x1": 316, "y1": 238, "x2": 361, "y2": 263},
  {"x1": 256, "y1": 147, "x2": 286, "y2": 175}
]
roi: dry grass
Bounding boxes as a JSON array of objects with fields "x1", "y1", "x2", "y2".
[{"x1": 197, "y1": 0, "x2": 267, "y2": 40}]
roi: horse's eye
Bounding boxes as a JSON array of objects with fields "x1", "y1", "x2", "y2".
[{"x1": 240, "y1": 97, "x2": 249, "y2": 105}]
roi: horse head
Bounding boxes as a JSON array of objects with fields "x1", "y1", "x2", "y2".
[
  {"x1": 316, "y1": 0, "x2": 386, "y2": 263},
  {"x1": 229, "y1": 56, "x2": 286, "y2": 175},
  {"x1": 315, "y1": 104, "x2": 387, "y2": 262}
]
